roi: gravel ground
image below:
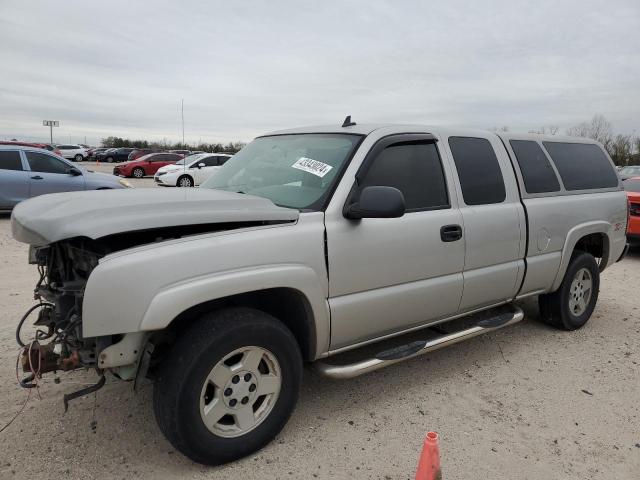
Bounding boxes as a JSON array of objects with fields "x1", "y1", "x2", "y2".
[{"x1": 1, "y1": 169, "x2": 639, "y2": 479}]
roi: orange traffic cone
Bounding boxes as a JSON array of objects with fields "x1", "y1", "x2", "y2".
[{"x1": 415, "y1": 431, "x2": 441, "y2": 480}]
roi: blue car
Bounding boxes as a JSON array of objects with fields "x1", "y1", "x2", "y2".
[{"x1": 0, "y1": 145, "x2": 131, "y2": 211}]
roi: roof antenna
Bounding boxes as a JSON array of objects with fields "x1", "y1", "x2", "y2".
[{"x1": 342, "y1": 115, "x2": 356, "y2": 127}]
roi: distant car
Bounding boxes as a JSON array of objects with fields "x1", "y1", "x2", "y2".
[
  {"x1": 619, "y1": 165, "x2": 640, "y2": 181},
  {"x1": 112, "y1": 152, "x2": 183, "y2": 178},
  {"x1": 169, "y1": 149, "x2": 191, "y2": 156},
  {"x1": 128, "y1": 148, "x2": 161, "y2": 161},
  {"x1": 0, "y1": 141, "x2": 62, "y2": 156},
  {"x1": 95, "y1": 148, "x2": 117, "y2": 161},
  {"x1": 88, "y1": 147, "x2": 108, "y2": 159},
  {"x1": 154, "y1": 153, "x2": 231, "y2": 187},
  {"x1": 56, "y1": 144, "x2": 88, "y2": 162},
  {"x1": 624, "y1": 177, "x2": 640, "y2": 244},
  {"x1": 102, "y1": 147, "x2": 136, "y2": 163},
  {"x1": 0, "y1": 145, "x2": 130, "y2": 211}
]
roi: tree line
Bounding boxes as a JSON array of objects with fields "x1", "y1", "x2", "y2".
[
  {"x1": 493, "y1": 114, "x2": 639, "y2": 166},
  {"x1": 100, "y1": 136, "x2": 246, "y2": 154}
]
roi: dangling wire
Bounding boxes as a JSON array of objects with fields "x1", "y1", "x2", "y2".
[{"x1": 15, "y1": 302, "x2": 53, "y2": 348}]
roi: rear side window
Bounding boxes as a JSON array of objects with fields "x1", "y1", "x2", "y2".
[
  {"x1": 543, "y1": 142, "x2": 618, "y2": 190},
  {"x1": 509, "y1": 140, "x2": 560, "y2": 193},
  {"x1": 0, "y1": 151, "x2": 23, "y2": 171},
  {"x1": 448, "y1": 137, "x2": 506, "y2": 205},
  {"x1": 218, "y1": 156, "x2": 230, "y2": 165},
  {"x1": 360, "y1": 141, "x2": 449, "y2": 211},
  {"x1": 26, "y1": 151, "x2": 69, "y2": 174}
]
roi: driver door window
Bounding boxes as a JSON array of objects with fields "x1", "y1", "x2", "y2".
[{"x1": 358, "y1": 142, "x2": 449, "y2": 211}]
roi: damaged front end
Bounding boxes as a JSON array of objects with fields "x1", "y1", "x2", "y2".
[{"x1": 17, "y1": 238, "x2": 117, "y2": 407}]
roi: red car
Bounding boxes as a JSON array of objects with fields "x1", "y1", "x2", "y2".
[
  {"x1": 112, "y1": 152, "x2": 183, "y2": 178},
  {"x1": 0, "y1": 141, "x2": 61, "y2": 156},
  {"x1": 624, "y1": 177, "x2": 640, "y2": 244}
]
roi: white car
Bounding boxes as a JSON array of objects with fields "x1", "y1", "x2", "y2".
[
  {"x1": 154, "y1": 153, "x2": 231, "y2": 187},
  {"x1": 56, "y1": 144, "x2": 88, "y2": 162}
]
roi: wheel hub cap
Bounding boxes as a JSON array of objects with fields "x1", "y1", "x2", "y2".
[
  {"x1": 200, "y1": 346, "x2": 281, "y2": 438},
  {"x1": 568, "y1": 268, "x2": 592, "y2": 316}
]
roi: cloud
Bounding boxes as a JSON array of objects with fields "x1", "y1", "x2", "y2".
[{"x1": 0, "y1": 0, "x2": 638, "y2": 145}]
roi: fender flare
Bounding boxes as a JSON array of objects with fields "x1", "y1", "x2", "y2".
[
  {"x1": 550, "y1": 221, "x2": 611, "y2": 291},
  {"x1": 138, "y1": 264, "x2": 330, "y2": 357}
]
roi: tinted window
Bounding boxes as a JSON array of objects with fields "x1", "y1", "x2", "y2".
[
  {"x1": 201, "y1": 156, "x2": 219, "y2": 167},
  {"x1": 448, "y1": 137, "x2": 506, "y2": 205},
  {"x1": 510, "y1": 140, "x2": 560, "y2": 193},
  {"x1": 543, "y1": 142, "x2": 618, "y2": 190},
  {"x1": 623, "y1": 179, "x2": 640, "y2": 193},
  {"x1": 218, "y1": 156, "x2": 230, "y2": 165},
  {"x1": 26, "y1": 151, "x2": 70, "y2": 174},
  {"x1": 0, "y1": 151, "x2": 23, "y2": 171},
  {"x1": 360, "y1": 142, "x2": 449, "y2": 211}
]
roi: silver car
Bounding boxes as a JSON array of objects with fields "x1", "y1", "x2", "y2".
[{"x1": 0, "y1": 145, "x2": 130, "y2": 211}]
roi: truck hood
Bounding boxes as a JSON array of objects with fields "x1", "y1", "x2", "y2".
[{"x1": 11, "y1": 188, "x2": 299, "y2": 246}]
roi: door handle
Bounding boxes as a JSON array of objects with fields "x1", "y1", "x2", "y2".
[
  {"x1": 440, "y1": 224, "x2": 463, "y2": 242},
  {"x1": 31, "y1": 175, "x2": 43, "y2": 180}
]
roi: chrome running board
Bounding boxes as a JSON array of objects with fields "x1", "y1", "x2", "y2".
[{"x1": 315, "y1": 305, "x2": 524, "y2": 380}]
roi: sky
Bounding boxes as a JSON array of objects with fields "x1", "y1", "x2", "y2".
[{"x1": 0, "y1": 0, "x2": 638, "y2": 146}]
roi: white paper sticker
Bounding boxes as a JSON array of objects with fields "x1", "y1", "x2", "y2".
[{"x1": 291, "y1": 157, "x2": 333, "y2": 178}]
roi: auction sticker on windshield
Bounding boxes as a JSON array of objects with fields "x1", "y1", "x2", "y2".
[{"x1": 291, "y1": 157, "x2": 333, "y2": 178}]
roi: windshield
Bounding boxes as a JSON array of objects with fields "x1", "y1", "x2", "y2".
[
  {"x1": 620, "y1": 166, "x2": 640, "y2": 176},
  {"x1": 201, "y1": 133, "x2": 362, "y2": 210}
]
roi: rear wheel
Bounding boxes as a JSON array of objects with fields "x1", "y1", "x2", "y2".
[
  {"x1": 538, "y1": 251, "x2": 600, "y2": 330},
  {"x1": 153, "y1": 308, "x2": 302, "y2": 465},
  {"x1": 74, "y1": 154, "x2": 83, "y2": 162},
  {"x1": 106, "y1": 156, "x2": 114, "y2": 163},
  {"x1": 132, "y1": 167, "x2": 145, "y2": 178},
  {"x1": 177, "y1": 175, "x2": 193, "y2": 187}
]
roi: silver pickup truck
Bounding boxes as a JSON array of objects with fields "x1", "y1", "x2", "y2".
[{"x1": 11, "y1": 120, "x2": 628, "y2": 464}]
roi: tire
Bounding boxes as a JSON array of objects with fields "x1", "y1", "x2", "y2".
[
  {"x1": 106, "y1": 156, "x2": 114, "y2": 163},
  {"x1": 74, "y1": 154, "x2": 83, "y2": 162},
  {"x1": 153, "y1": 308, "x2": 302, "y2": 465},
  {"x1": 132, "y1": 167, "x2": 145, "y2": 178},
  {"x1": 177, "y1": 175, "x2": 193, "y2": 187},
  {"x1": 538, "y1": 251, "x2": 600, "y2": 330}
]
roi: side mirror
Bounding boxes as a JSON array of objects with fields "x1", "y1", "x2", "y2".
[
  {"x1": 197, "y1": 163, "x2": 205, "y2": 169},
  {"x1": 68, "y1": 167, "x2": 82, "y2": 176},
  {"x1": 344, "y1": 186, "x2": 405, "y2": 220}
]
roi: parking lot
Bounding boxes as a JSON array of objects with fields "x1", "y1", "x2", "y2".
[{"x1": 0, "y1": 168, "x2": 639, "y2": 479}]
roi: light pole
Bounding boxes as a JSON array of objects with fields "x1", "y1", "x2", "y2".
[
  {"x1": 181, "y1": 99, "x2": 185, "y2": 147},
  {"x1": 42, "y1": 120, "x2": 59, "y2": 144}
]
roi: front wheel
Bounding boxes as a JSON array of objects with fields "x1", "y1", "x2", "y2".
[
  {"x1": 538, "y1": 251, "x2": 600, "y2": 330},
  {"x1": 106, "y1": 156, "x2": 114, "y2": 163},
  {"x1": 74, "y1": 154, "x2": 83, "y2": 162},
  {"x1": 153, "y1": 308, "x2": 302, "y2": 465},
  {"x1": 177, "y1": 175, "x2": 193, "y2": 187},
  {"x1": 132, "y1": 167, "x2": 145, "y2": 178}
]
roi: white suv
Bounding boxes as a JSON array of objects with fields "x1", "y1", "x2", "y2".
[{"x1": 56, "y1": 144, "x2": 88, "y2": 162}]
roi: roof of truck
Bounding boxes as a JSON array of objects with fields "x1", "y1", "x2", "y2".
[
  {"x1": 263, "y1": 124, "x2": 603, "y2": 146},
  {"x1": 265, "y1": 123, "x2": 500, "y2": 138}
]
